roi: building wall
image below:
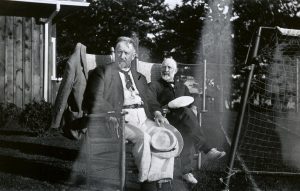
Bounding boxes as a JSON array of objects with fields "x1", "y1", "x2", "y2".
[{"x1": 0, "y1": 16, "x2": 58, "y2": 108}]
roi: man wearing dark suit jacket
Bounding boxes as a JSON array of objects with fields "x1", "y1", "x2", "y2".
[
  {"x1": 149, "y1": 57, "x2": 226, "y2": 184},
  {"x1": 83, "y1": 37, "x2": 175, "y2": 185}
]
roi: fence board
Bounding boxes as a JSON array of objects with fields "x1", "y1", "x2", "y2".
[
  {"x1": 40, "y1": 23, "x2": 44, "y2": 101},
  {"x1": 14, "y1": 17, "x2": 23, "y2": 108},
  {"x1": 0, "y1": 17, "x2": 5, "y2": 102},
  {"x1": 0, "y1": 16, "x2": 46, "y2": 107},
  {"x1": 32, "y1": 18, "x2": 42, "y2": 101},
  {"x1": 23, "y1": 17, "x2": 32, "y2": 105},
  {"x1": 5, "y1": 17, "x2": 14, "y2": 104},
  {"x1": 48, "y1": 22, "x2": 53, "y2": 103}
]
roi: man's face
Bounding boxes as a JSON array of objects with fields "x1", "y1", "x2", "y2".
[
  {"x1": 115, "y1": 41, "x2": 135, "y2": 70},
  {"x1": 161, "y1": 59, "x2": 178, "y2": 82}
]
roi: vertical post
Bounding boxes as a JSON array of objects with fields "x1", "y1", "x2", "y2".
[
  {"x1": 224, "y1": 64, "x2": 255, "y2": 190},
  {"x1": 224, "y1": 27, "x2": 262, "y2": 190},
  {"x1": 43, "y1": 23, "x2": 48, "y2": 101},
  {"x1": 202, "y1": 59, "x2": 207, "y2": 112},
  {"x1": 218, "y1": 37, "x2": 224, "y2": 113},
  {"x1": 120, "y1": 112, "x2": 126, "y2": 191},
  {"x1": 43, "y1": 3, "x2": 60, "y2": 102},
  {"x1": 200, "y1": 59, "x2": 208, "y2": 127},
  {"x1": 199, "y1": 109, "x2": 202, "y2": 127},
  {"x1": 220, "y1": 74, "x2": 224, "y2": 113},
  {"x1": 252, "y1": 27, "x2": 262, "y2": 58},
  {"x1": 296, "y1": 58, "x2": 299, "y2": 113},
  {"x1": 50, "y1": 37, "x2": 57, "y2": 80}
]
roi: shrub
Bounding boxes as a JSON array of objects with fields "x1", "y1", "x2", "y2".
[
  {"x1": 0, "y1": 103, "x2": 21, "y2": 128},
  {"x1": 20, "y1": 100, "x2": 52, "y2": 135}
]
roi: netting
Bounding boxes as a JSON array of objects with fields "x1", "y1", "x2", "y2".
[
  {"x1": 175, "y1": 62, "x2": 232, "y2": 113},
  {"x1": 235, "y1": 27, "x2": 300, "y2": 174}
]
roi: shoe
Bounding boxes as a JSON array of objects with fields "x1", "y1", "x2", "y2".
[
  {"x1": 70, "y1": 129, "x2": 82, "y2": 140},
  {"x1": 206, "y1": 148, "x2": 226, "y2": 160},
  {"x1": 62, "y1": 127, "x2": 82, "y2": 140},
  {"x1": 80, "y1": 127, "x2": 87, "y2": 134},
  {"x1": 182, "y1": 173, "x2": 198, "y2": 184}
]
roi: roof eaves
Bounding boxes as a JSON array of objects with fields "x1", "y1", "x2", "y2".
[{"x1": 7, "y1": 0, "x2": 90, "y2": 7}]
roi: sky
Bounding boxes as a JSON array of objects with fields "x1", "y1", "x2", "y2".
[{"x1": 165, "y1": 0, "x2": 182, "y2": 9}]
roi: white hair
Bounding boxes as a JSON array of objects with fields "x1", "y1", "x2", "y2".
[
  {"x1": 116, "y1": 36, "x2": 136, "y2": 53},
  {"x1": 162, "y1": 57, "x2": 177, "y2": 67}
]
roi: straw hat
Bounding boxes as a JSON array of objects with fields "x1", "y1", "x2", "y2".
[
  {"x1": 168, "y1": 96, "x2": 194, "y2": 109},
  {"x1": 146, "y1": 121, "x2": 184, "y2": 159}
]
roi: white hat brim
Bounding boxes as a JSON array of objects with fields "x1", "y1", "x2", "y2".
[
  {"x1": 145, "y1": 120, "x2": 184, "y2": 159},
  {"x1": 168, "y1": 96, "x2": 194, "y2": 109}
]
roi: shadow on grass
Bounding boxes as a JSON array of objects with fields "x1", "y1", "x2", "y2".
[
  {"x1": 0, "y1": 140, "x2": 79, "y2": 161},
  {"x1": 0, "y1": 129, "x2": 38, "y2": 137},
  {"x1": 0, "y1": 155, "x2": 72, "y2": 183}
]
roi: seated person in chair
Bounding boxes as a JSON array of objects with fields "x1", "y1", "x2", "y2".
[
  {"x1": 83, "y1": 36, "x2": 182, "y2": 189},
  {"x1": 149, "y1": 57, "x2": 226, "y2": 184}
]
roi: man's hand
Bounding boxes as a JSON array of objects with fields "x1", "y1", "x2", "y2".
[{"x1": 154, "y1": 111, "x2": 169, "y2": 126}]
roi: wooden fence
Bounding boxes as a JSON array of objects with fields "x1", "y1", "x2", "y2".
[{"x1": 0, "y1": 16, "x2": 59, "y2": 108}]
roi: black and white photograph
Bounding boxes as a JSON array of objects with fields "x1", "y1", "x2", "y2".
[{"x1": 0, "y1": 0, "x2": 299, "y2": 190}]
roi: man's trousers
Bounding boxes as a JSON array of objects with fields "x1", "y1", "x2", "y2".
[{"x1": 167, "y1": 107, "x2": 211, "y2": 174}]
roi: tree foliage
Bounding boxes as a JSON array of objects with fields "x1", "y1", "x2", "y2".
[
  {"x1": 56, "y1": 0, "x2": 169, "y2": 75},
  {"x1": 151, "y1": 2, "x2": 207, "y2": 63},
  {"x1": 230, "y1": 0, "x2": 300, "y2": 100},
  {"x1": 57, "y1": 0, "x2": 167, "y2": 57},
  {"x1": 57, "y1": 0, "x2": 299, "y2": 62},
  {"x1": 232, "y1": 0, "x2": 300, "y2": 65},
  {"x1": 57, "y1": 0, "x2": 300, "y2": 103}
]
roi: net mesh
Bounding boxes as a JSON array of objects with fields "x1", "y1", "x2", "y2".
[{"x1": 235, "y1": 28, "x2": 300, "y2": 174}]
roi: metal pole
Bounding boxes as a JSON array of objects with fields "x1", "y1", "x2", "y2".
[
  {"x1": 296, "y1": 58, "x2": 299, "y2": 113},
  {"x1": 252, "y1": 27, "x2": 262, "y2": 58},
  {"x1": 223, "y1": 27, "x2": 263, "y2": 190},
  {"x1": 251, "y1": 26, "x2": 275, "y2": 58},
  {"x1": 120, "y1": 112, "x2": 126, "y2": 191},
  {"x1": 218, "y1": 39, "x2": 224, "y2": 113},
  {"x1": 199, "y1": 111, "x2": 202, "y2": 127},
  {"x1": 202, "y1": 59, "x2": 208, "y2": 112},
  {"x1": 224, "y1": 64, "x2": 255, "y2": 190}
]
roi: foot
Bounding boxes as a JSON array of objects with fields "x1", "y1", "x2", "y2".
[
  {"x1": 206, "y1": 148, "x2": 226, "y2": 160},
  {"x1": 62, "y1": 128, "x2": 82, "y2": 140},
  {"x1": 70, "y1": 129, "x2": 82, "y2": 140},
  {"x1": 182, "y1": 173, "x2": 198, "y2": 184}
]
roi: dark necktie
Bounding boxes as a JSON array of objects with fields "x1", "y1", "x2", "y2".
[{"x1": 119, "y1": 70, "x2": 135, "y2": 90}]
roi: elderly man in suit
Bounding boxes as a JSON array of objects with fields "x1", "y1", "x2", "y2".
[
  {"x1": 149, "y1": 57, "x2": 226, "y2": 184},
  {"x1": 83, "y1": 37, "x2": 178, "y2": 188}
]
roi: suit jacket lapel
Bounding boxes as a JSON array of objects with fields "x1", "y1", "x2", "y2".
[
  {"x1": 131, "y1": 62, "x2": 144, "y2": 96},
  {"x1": 111, "y1": 64, "x2": 124, "y2": 101},
  {"x1": 100, "y1": 64, "x2": 124, "y2": 112},
  {"x1": 112, "y1": 67, "x2": 123, "y2": 89}
]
